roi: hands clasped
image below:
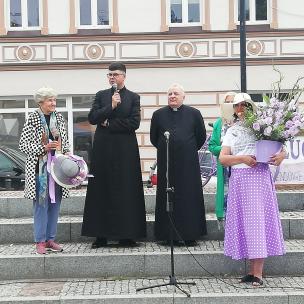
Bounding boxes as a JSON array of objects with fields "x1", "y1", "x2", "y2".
[{"x1": 44, "y1": 141, "x2": 60, "y2": 152}]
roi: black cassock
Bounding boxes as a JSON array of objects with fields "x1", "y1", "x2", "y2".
[
  {"x1": 150, "y1": 105, "x2": 207, "y2": 241},
  {"x1": 81, "y1": 87, "x2": 146, "y2": 239}
]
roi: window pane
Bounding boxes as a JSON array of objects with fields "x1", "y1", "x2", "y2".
[
  {"x1": 238, "y1": 0, "x2": 249, "y2": 21},
  {"x1": 250, "y1": 93, "x2": 264, "y2": 103},
  {"x1": 188, "y1": 0, "x2": 200, "y2": 22},
  {"x1": 27, "y1": 0, "x2": 39, "y2": 26},
  {"x1": 255, "y1": 0, "x2": 267, "y2": 20},
  {"x1": 80, "y1": 0, "x2": 92, "y2": 25},
  {"x1": 171, "y1": 0, "x2": 182, "y2": 23},
  {"x1": 0, "y1": 99, "x2": 25, "y2": 109},
  {"x1": 97, "y1": 0, "x2": 109, "y2": 25},
  {"x1": 28, "y1": 98, "x2": 66, "y2": 108},
  {"x1": 73, "y1": 112, "x2": 95, "y2": 168},
  {"x1": 72, "y1": 96, "x2": 93, "y2": 109},
  {"x1": 0, "y1": 113, "x2": 25, "y2": 150},
  {"x1": 0, "y1": 153, "x2": 15, "y2": 172},
  {"x1": 10, "y1": 0, "x2": 22, "y2": 27}
]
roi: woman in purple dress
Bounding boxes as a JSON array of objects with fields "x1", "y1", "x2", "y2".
[{"x1": 219, "y1": 93, "x2": 286, "y2": 286}]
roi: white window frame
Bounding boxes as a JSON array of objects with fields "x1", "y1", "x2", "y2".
[
  {"x1": 168, "y1": 0, "x2": 202, "y2": 27},
  {"x1": 235, "y1": 0, "x2": 270, "y2": 25},
  {"x1": 77, "y1": 0, "x2": 112, "y2": 29},
  {"x1": 6, "y1": 0, "x2": 42, "y2": 31}
]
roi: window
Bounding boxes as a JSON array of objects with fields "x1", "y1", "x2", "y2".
[
  {"x1": 237, "y1": 0, "x2": 269, "y2": 24},
  {"x1": 169, "y1": 0, "x2": 201, "y2": 26},
  {"x1": 78, "y1": 0, "x2": 110, "y2": 28},
  {"x1": 8, "y1": 0, "x2": 40, "y2": 29},
  {"x1": 0, "y1": 113, "x2": 25, "y2": 150}
]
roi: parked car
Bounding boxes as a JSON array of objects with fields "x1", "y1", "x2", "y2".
[{"x1": 0, "y1": 146, "x2": 26, "y2": 191}]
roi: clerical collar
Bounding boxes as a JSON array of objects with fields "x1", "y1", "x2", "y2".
[
  {"x1": 111, "y1": 86, "x2": 126, "y2": 92},
  {"x1": 169, "y1": 105, "x2": 182, "y2": 111}
]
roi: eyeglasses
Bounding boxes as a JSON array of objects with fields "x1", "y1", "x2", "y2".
[{"x1": 107, "y1": 72, "x2": 125, "y2": 78}]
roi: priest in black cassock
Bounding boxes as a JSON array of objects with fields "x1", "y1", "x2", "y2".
[
  {"x1": 81, "y1": 62, "x2": 146, "y2": 248},
  {"x1": 150, "y1": 83, "x2": 207, "y2": 246}
]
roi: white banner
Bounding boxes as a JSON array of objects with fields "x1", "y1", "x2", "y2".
[{"x1": 274, "y1": 136, "x2": 304, "y2": 184}]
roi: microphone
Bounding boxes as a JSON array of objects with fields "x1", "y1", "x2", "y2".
[
  {"x1": 164, "y1": 131, "x2": 170, "y2": 139},
  {"x1": 112, "y1": 83, "x2": 118, "y2": 93}
]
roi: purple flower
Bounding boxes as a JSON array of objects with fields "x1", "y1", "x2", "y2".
[
  {"x1": 265, "y1": 117, "x2": 272, "y2": 125},
  {"x1": 283, "y1": 130, "x2": 290, "y2": 139},
  {"x1": 275, "y1": 111, "x2": 283, "y2": 121},
  {"x1": 264, "y1": 126, "x2": 272, "y2": 136},
  {"x1": 253, "y1": 122, "x2": 260, "y2": 131},
  {"x1": 289, "y1": 126, "x2": 299, "y2": 137},
  {"x1": 285, "y1": 120, "x2": 294, "y2": 128}
]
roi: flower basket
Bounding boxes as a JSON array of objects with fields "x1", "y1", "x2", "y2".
[{"x1": 255, "y1": 140, "x2": 282, "y2": 163}]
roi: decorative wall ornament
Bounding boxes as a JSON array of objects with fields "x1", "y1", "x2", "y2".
[
  {"x1": 17, "y1": 46, "x2": 33, "y2": 60},
  {"x1": 247, "y1": 40, "x2": 263, "y2": 55},
  {"x1": 86, "y1": 44, "x2": 104, "y2": 60},
  {"x1": 177, "y1": 42, "x2": 195, "y2": 58}
]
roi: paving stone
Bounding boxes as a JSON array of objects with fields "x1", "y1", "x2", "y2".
[
  {"x1": 0, "y1": 276, "x2": 304, "y2": 303},
  {"x1": 1, "y1": 188, "x2": 304, "y2": 219},
  {"x1": 0, "y1": 241, "x2": 304, "y2": 280},
  {"x1": 0, "y1": 211, "x2": 303, "y2": 244}
]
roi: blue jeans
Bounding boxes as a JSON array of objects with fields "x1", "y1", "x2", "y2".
[{"x1": 33, "y1": 177, "x2": 62, "y2": 243}]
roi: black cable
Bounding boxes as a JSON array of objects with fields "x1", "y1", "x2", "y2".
[{"x1": 168, "y1": 213, "x2": 304, "y2": 291}]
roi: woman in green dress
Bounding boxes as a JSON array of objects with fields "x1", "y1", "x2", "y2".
[{"x1": 208, "y1": 92, "x2": 236, "y2": 227}]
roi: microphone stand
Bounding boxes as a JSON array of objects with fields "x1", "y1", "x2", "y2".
[{"x1": 136, "y1": 133, "x2": 196, "y2": 297}]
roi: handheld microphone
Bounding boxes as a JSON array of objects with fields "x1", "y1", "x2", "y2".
[
  {"x1": 112, "y1": 83, "x2": 118, "y2": 93},
  {"x1": 164, "y1": 131, "x2": 170, "y2": 139}
]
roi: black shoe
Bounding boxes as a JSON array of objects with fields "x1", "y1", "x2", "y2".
[
  {"x1": 91, "y1": 237, "x2": 107, "y2": 248},
  {"x1": 239, "y1": 274, "x2": 254, "y2": 283},
  {"x1": 252, "y1": 276, "x2": 263, "y2": 286},
  {"x1": 118, "y1": 239, "x2": 138, "y2": 247},
  {"x1": 184, "y1": 240, "x2": 198, "y2": 246}
]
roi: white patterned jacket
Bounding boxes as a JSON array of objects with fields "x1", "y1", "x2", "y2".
[{"x1": 19, "y1": 110, "x2": 70, "y2": 200}]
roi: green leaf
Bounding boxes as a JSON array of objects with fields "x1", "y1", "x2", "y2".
[{"x1": 263, "y1": 94, "x2": 270, "y2": 104}]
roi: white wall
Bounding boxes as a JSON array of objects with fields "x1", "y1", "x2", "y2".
[
  {"x1": 118, "y1": 0, "x2": 161, "y2": 33},
  {"x1": 1, "y1": 64, "x2": 304, "y2": 97},
  {"x1": 210, "y1": 0, "x2": 230, "y2": 31},
  {"x1": 247, "y1": 65, "x2": 304, "y2": 91},
  {"x1": 277, "y1": 0, "x2": 304, "y2": 29},
  {"x1": 48, "y1": 0, "x2": 70, "y2": 34}
]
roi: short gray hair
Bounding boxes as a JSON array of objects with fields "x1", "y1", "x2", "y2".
[
  {"x1": 167, "y1": 83, "x2": 185, "y2": 96},
  {"x1": 221, "y1": 91, "x2": 237, "y2": 104},
  {"x1": 34, "y1": 87, "x2": 57, "y2": 104}
]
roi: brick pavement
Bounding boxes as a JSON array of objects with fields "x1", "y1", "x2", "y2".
[
  {"x1": 0, "y1": 276, "x2": 304, "y2": 299},
  {"x1": 1, "y1": 240, "x2": 304, "y2": 256}
]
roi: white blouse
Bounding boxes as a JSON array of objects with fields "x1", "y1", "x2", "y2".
[{"x1": 222, "y1": 123, "x2": 256, "y2": 168}]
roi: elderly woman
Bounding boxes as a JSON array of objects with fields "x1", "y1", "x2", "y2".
[
  {"x1": 19, "y1": 87, "x2": 70, "y2": 254},
  {"x1": 208, "y1": 91, "x2": 236, "y2": 225},
  {"x1": 219, "y1": 93, "x2": 286, "y2": 286}
]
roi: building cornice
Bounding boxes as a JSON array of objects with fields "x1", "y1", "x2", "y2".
[
  {"x1": 2, "y1": 30, "x2": 304, "y2": 43},
  {"x1": 1, "y1": 57, "x2": 304, "y2": 72}
]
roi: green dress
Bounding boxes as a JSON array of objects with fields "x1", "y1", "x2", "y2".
[{"x1": 208, "y1": 118, "x2": 225, "y2": 220}]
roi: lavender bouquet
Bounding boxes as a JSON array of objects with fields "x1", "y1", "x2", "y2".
[{"x1": 244, "y1": 70, "x2": 304, "y2": 144}]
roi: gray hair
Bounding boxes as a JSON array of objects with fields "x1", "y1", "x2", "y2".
[
  {"x1": 167, "y1": 83, "x2": 185, "y2": 96},
  {"x1": 34, "y1": 87, "x2": 57, "y2": 104},
  {"x1": 221, "y1": 91, "x2": 237, "y2": 104}
]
